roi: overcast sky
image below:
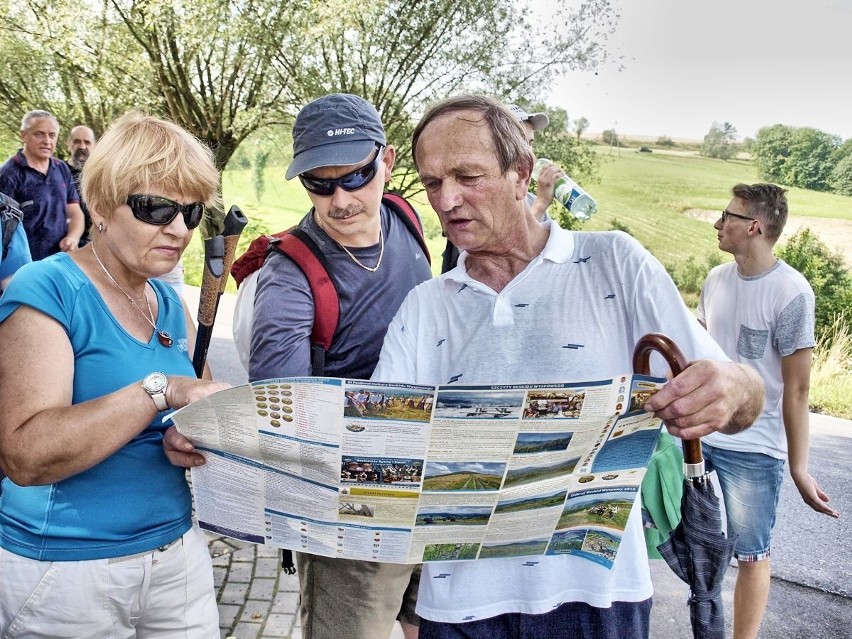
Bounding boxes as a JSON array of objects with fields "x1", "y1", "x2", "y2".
[{"x1": 546, "y1": 0, "x2": 852, "y2": 141}]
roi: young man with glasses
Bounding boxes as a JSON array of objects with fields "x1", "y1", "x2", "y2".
[
  {"x1": 248, "y1": 93, "x2": 431, "y2": 639},
  {"x1": 699, "y1": 183, "x2": 839, "y2": 639}
]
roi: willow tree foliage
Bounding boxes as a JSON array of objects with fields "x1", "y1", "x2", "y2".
[{"x1": 0, "y1": 0, "x2": 618, "y2": 194}]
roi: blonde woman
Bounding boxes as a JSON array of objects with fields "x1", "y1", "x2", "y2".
[{"x1": 0, "y1": 112, "x2": 228, "y2": 637}]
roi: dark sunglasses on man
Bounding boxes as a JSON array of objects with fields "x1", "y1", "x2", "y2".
[
  {"x1": 298, "y1": 144, "x2": 385, "y2": 196},
  {"x1": 127, "y1": 194, "x2": 205, "y2": 229}
]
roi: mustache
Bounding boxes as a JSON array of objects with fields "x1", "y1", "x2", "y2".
[
  {"x1": 327, "y1": 203, "x2": 365, "y2": 220},
  {"x1": 72, "y1": 148, "x2": 90, "y2": 162}
]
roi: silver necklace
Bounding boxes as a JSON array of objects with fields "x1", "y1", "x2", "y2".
[
  {"x1": 90, "y1": 243, "x2": 173, "y2": 347},
  {"x1": 340, "y1": 225, "x2": 385, "y2": 272}
]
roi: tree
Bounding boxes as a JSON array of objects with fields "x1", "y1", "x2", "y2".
[
  {"x1": 260, "y1": 0, "x2": 620, "y2": 193},
  {"x1": 522, "y1": 104, "x2": 600, "y2": 230},
  {"x1": 601, "y1": 128, "x2": 618, "y2": 147},
  {"x1": 0, "y1": 0, "x2": 620, "y2": 199},
  {"x1": 0, "y1": 0, "x2": 148, "y2": 149},
  {"x1": 700, "y1": 121, "x2": 737, "y2": 160},
  {"x1": 829, "y1": 153, "x2": 852, "y2": 196},
  {"x1": 751, "y1": 124, "x2": 795, "y2": 183},
  {"x1": 786, "y1": 128, "x2": 842, "y2": 191},
  {"x1": 573, "y1": 116, "x2": 589, "y2": 141},
  {"x1": 751, "y1": 124, "x2": 841, "y2": 191}
]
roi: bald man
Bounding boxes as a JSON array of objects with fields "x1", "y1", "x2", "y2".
[{"x1": 66, "y1": 125, "x2": 97, "y2": 244}]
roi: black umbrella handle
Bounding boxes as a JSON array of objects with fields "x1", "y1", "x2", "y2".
[{"x1": 632, "y1": 333, "x2": 704, "y2": 472}]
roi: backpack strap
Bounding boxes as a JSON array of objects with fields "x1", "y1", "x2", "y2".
[
  {"x1": 382, "y1": 193, "x2": 431, "y2": 265},
  {"x1": 230, "y1": 229, "x2": 293, "y2": 287},
  {"x1": 229, "y1": 193, "x2": 429, "y2": 376},
  {"x1": 269, "y1": 229, "x2": 339, "y2": 377},
  {"x1": 1, "y1": 193, "x2": 23, "y2": 260}
]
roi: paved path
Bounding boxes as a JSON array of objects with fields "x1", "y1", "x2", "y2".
[{"x1": 184, "y1": 287, "x2": 851, "y2": 639}]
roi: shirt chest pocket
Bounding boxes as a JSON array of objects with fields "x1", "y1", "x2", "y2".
[{"x1": 737, "y1": 325, "x2": 769, "y2": 360}]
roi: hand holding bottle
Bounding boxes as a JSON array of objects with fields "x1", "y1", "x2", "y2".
[{"x1": 531, "y1": 158, "x2": 597, "y2": 220}]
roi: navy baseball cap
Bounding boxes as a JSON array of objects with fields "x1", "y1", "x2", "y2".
[
  {"x1": 285, "y1": 94, "x2": 387, "y2": 180},
  {"x1": 507, "y1": 104, "x2": 549, "y2": 131}
]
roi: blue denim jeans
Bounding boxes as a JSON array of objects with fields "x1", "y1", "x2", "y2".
[
  {"x1": 703, "y1": 444, "x2": 786, "y2": 561},
  {"x1": 419, "y1": 598, "x2": 652, "y2": 639}
]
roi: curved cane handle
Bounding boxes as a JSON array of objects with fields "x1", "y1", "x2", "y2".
[{"x1": 632, "y1": 333, "x2": 703, "y2": 469}]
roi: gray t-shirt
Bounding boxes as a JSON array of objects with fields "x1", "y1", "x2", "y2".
[{"x1": 249, "y1": 203, "x2": 432, "y2": 382}]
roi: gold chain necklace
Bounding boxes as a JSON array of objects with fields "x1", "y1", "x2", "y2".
[
  {"x1": 339, "y1": 225, "x2": 384, "y2": 272},
  {"x1": 90, "y1": 243, "x2": 173, "y2": 347}
]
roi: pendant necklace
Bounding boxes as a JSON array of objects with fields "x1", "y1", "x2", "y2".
[{"x1": 91, "y1": 243, "x2": 173, "y2": 347}]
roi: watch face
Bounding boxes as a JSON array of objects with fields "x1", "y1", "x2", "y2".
[{"x1": 145, "y1": 372, "x2": 167, "y2": 393}]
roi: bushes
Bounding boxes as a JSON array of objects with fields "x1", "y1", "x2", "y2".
[
  {"x1": 776, "y1": 229, "x2": 852, "y2": 344},
  {"x1": 809, "y1": 315, "x2": 852, "y2": 418},
  {"x1": 829, "y1": 154, "x2": 852, "y2": 196},
  {"x1": 665, "y1": 252, "x2": 724, "y2": 308}
]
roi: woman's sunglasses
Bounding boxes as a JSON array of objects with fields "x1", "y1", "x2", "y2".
[
  {"x1": 127, "y1": 194, "x2": 205, "y2": 229},
  {"x1": 298, "y1": 145, "x2": 384, "y2": 196}
]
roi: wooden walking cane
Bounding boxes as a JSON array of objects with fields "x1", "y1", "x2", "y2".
[{"x1": 192, "y1": 205, "x2": 248, "y2": 377}]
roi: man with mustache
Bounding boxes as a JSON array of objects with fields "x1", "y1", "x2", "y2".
[
  {"x1": 65, "y1": 124, "x2": 97, "y2": 245},
  {"x1": 248, "y1": 93, "x2": 432, "y2": 639}
]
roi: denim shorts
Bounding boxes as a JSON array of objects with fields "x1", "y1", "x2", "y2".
[
  {"x1": 703, "y1": 444, "x2": 786, "y2": 562},
  {"x1": 419, "y1": 598, "x2": 652, "y2": 639}
]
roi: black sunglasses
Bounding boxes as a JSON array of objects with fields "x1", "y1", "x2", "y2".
[
  {"x1": 127, "y1": 194, "x2": 205, "y2": 229},
  {"x1": 299, "y1": 145, "x2": 384, "y2": 196}
]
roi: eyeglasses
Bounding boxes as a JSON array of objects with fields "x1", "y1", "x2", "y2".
[
  {"x1": 127, "y1": 194, "x2": 205, "y2": 229},
  {"x1": 721, "y1": 210, "x2": 755, "y2": 223},
  {"x1": 721, "y1": 209, "x2": 762, "y2": 234},
  {"x1": 299, "y1": 145, "x2": 384, "y2": 196}
]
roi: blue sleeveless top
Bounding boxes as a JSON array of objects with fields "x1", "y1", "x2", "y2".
[{"x1": 0, "y1": 253, "x2": 195, "y2": 560}]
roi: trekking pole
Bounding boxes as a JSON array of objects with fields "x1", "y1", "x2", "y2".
[{"x1": 192, "y1": 205, "x2": 248, "y2": 377}]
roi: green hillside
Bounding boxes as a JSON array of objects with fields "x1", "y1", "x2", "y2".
[
  {"x1": 209, "y1": 148, "x2": 852, "y2": 280},
  {"x1": 570, "y1": 147, "x2": 852, "y2": 265}
]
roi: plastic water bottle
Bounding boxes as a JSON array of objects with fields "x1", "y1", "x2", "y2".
[{"x1": 531, "y1": 158, "x2": 597, "y2": 220}]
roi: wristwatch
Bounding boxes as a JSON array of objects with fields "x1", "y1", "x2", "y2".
[{"x1": 142, "y1": 372, "x2": 169, "y2": 411}]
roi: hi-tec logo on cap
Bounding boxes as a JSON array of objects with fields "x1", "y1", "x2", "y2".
[{"x1": 326, "y1": 128, "x2": 356, "y2": 137}]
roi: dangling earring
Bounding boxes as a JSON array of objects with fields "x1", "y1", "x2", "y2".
[{"x1": 97, "y1": 222, "x2": 104, "y2": 233}]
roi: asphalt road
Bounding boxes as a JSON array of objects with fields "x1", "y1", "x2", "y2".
[{"x1": 191, "y1": 287, "x2": 852, "y2": 639}]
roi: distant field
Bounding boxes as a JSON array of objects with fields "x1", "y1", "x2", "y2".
[
  {"x1": 202, "y1": 147, "x2": 852, "y2": 282},
  {"x1": 581, "y1": 146, "x2": 852, "y2": 265},
  {"x1": 185, "y1": 145, "x2": 852, "y2": 295}
]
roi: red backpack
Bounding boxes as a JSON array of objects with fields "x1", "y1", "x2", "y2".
[{"x1": 230, "y1": 193, "x2": 431, "y2": 376}]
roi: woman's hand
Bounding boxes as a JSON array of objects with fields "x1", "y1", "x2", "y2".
[
  {"x1": 164, "y1": 376, "x2": 230, "y2": 410},
  {"x1": 163, "y1": 425, "x2": 207, "y2": 468},
  {"x1": 161, "y1": 377, "x2": 229, "y2": 468}
]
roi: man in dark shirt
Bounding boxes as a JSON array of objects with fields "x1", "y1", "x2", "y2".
[
  {"x1": 247, "y1": 94, "x2": 432, "y2": 639},
  {"x1": 65, "y1": 125, "x2": 97, "y2": 245},
  {"x1": 0, "y1": 110, "x2": 84, "y2": 260}
]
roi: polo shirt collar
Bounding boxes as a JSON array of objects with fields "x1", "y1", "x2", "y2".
[{"x1": 442, "y1": 220, "x2": 575, "y2": 288}]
